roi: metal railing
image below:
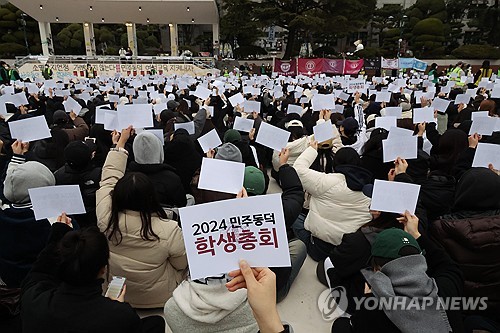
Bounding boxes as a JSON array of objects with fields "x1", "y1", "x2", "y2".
[{"x1": 15, "y1": 55, "x2": 216, "y2": 69}]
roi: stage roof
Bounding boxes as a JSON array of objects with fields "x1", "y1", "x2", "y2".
[{"x1": 9, "y1": 0, "x2": 219, "y2": 25}]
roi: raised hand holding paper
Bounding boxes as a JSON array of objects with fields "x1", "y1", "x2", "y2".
[
  {"x1": 233, "y1": 116, "x2": 254, "y2": 132},
  {"x1": 469, "y1": 117, "x2": 497, "y2": 136},
  {"x1": 8, "y1": 115, "x2": 51, "y2": 142},
  {"x1": 384, "y1": 106, "x2": 403, "y2": 118},
  {"x1": 117, "y1": 104, "x2": 153, "y2": 129},
  {"x1": 178, "y1": 194, "x2": 290, "y2": 280},
  {"x1": 28, "y1": 185, "x2": 86, "y2": 221},
  {"x1": 287, "y1": 104, "x2": 303, "y2": 115},
  {"x1": 255, "y1": 122, "x2": 291, "y2": 151},
  {"x1": 431, "y1": 98, "x2": 451, "y2": 112},
  {"x1": 174, "y1": 121, "x2": 195, "y2": 135},
  {"x1": 313, "y1": 121, "x2": 334, "y2": 143},
  {"x1": 370, "y1": 180, "x2": 421, "y2": 214},
  {"x1": 376, "y1": 92, "x2": 392, "y2": 103},
  {"x1": 375, "y1": 116, "x2": 397, "y2": 131},
  {"x1": 382, "y1": 136, "x2": 417, "y2": 162},
  {"x1": 228, "y1": 93, "x2": 245, "y2": 107},
  {"x1": 413, "y1": 107, "x2": 435, "y2": 124},
  {"x1": 153, "y1": 102, "x2": 167, "y2": 115},
  {"x1": 194, "y1": 86, "x2": 212, "y2": 100},
  {"x1": 63, "y1": 96, "x2": 82, "y2": 114},
  {"x1": 197, "y1": 129, "x2": 222, "y2": 153},
  {"x1": 198, "y1": 158, "x2": 245, "y2": 194},
  {"x1": 243, "y1": 100, "x2": 261, "y2": 114},
  {"x1": 472, "y1": 143, "x2": 500, "y2": 168}
]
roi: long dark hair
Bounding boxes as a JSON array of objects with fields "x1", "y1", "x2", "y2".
[
  {"x1": 105, "y1": 172, "x2": 167, "y2": 244},
  {"x1": 58, "y1": 227, "x2": 109, "y2": 285}
]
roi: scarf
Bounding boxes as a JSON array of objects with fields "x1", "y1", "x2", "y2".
[{"x1": 362, "y1": 255, "x2": 451, "y2": 333}]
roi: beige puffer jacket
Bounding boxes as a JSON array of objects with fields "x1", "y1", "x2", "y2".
[{"x1": 96, "y1": 150, "x2": 187, "y2": 308}]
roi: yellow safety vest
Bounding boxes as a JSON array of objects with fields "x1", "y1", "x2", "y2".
[{"x1": 475, "y1": 68, "x2": 492, "y2": 86}]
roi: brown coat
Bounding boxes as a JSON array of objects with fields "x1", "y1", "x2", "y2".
[
  {"x1": 63, "y1": 116, "x2": 89, "y2": 141},
  {"x1": 96, "y1": 150, "x2": 187, "y2": 308}
]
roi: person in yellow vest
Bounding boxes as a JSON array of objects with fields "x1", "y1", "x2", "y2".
[
  {"x1": 449, "y1": 61, "x2": 465, "y2": 86},
  {"x1": 85, "y1": 64, "x2": 96, "y2": 79},
  {"x1": 474, "y1": 60, "x2": 493, "y2": 86},
  {"x1": 42, "y1": 64, "x2": 53, "y2": 80}
]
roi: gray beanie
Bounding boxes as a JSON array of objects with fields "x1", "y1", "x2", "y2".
[
  {"x1": 133, "y1": 131, "x2": 164, "y2": 164},
  {"x1": 4, "y1": 161, "x2": 56, "y2": 204},
  {"x1": 215, "y1": 143, "x2": 242, "y2": 163}
]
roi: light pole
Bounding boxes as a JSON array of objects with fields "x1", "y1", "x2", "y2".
[
  {"x1": 20, "y1": 13, "x2": 30, "y2": 55},
  {"x1": 397, "y1": 15, "x2": 408, "y2": 57}
]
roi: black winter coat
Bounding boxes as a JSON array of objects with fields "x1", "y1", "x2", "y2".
[{"x1": 20, "y1": 223, "x2": 144, "y2": 333}]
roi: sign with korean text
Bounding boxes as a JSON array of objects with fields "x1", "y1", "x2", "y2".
[{"x1": 179, "y1": 194, "x2": 290, "y2": 280}]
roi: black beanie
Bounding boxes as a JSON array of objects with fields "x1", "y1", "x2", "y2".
[{"x1": 64, "y1": 141, "x2": 92, "y2": 170}]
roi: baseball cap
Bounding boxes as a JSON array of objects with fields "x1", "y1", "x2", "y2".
[
  {"x1": 244, "y1": 166, "x2": 265, "y2": 195},
  {"x1": 371, "y1": 228, "x2": 421, "y2": 260},
  {"x1": 338, "y1": 117, "x2": 359, "y2": 133},
  {"x1": 285, "y1": 120, "x2": 303, "y2": 129}
]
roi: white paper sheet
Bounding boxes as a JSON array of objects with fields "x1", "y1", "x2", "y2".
[
  {"x1": 469, "y1": 117, "x2": 497, "y2": 136},
  {"x1": 337, "y1": 92, "x2": 350, "y2": 101},
  {"x1": 153, "y1": 102, "x2": 167, "y2": 115},
  {"x1": 117, "y1": 104, "x2": 153, "y2": 130},
  {"x1": 413, "y1": 107, "x2": 435, "y2": 124},
  {"x1": 384, "y1": 106, "x2": 403, "y2": 118},
  {"x1": 174, "y1": 121, "x2": 195, "y2": 135},
  {"x1": 376, "y1": 92, "x2": 392, "y2": 103},
  {"x1": 205, "y1": 106, "x2": 214, "y2": 117},
  {"x1": 375, "y1": 116, "x2": 397, "y2": 131},
  {"x1": 311, "y1": 94, "x2": 335, "y2": 111},
  {"x1": 233, "y1": 116, "x2": 254, "y2": 133},
  {"x1": 228, "y1": 93, "x2": 245, "y2": 107},
  {"x1": 108, "y1": 94, "x2": 120, "y2": 103},
  {"x1": 178, "y1": 194, "x2": 290, "y2": 280},
  {"x1": 10, "y1": 92, "x2": 29, "y2": 107},
  {"x1": 382, "y1": 136, "x2": 418, "y2": 162},
  {"x1": 198, "y1": 157, "x2": 245, "y2": 195},
  {"x1": 28, "y1": 185, "x2": 86, "y2": 221},
  {"x1": 63, "y1": 96, "x2": 83, "y2": 114},
  {"x1": 287, "y1": 104, "x2": 303, "y2": 116},
  {"x1": 243, "y1": 100, "x2": 261, "y2": 114},
  {"x1": 431, "y1": 98, "x2": 451, "y2": 112},
  {"x1": 472, "y1": 143, "x2": 500, "y2": 168},
  {"x1": 255, "y1": 122, "x2": 290, "y2": 152},
  {"x1": 387, "y1": 126, "x2": 413, "y2": 140},
  {"x1": 313, "y1": 121, "x2": 334, "y2": 143},
  {"x1": 8, "y1": 115, "x2": 51, "y2": 142},
  {"x1": 104, "y1": 110, "x2": 119, "y2": 131},
  {"x1": 144, "y1": 129, "x2": 164, "y2": 144},
  {"x1": 370, "y1": 180, "x2": 421, "y2": 214},
  {"x1": 197, "y1": 129, "x2": 222, "y2": 153},
  {"x1": 194, "y1": 86, "x2": 212, "y2": 100},
  {"x1": 454, "y1": 94, "x2": 471, "y2": 105},
  {"x1": 471, "y1": 111, "x2": 489, "y2": 122}
]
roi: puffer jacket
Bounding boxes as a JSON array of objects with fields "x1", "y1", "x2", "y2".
[
  {"x1": 430, "y1": 212, "x2": 500, "y2": 319},
  {"x1": 272, "y1": 119, "x2": 343, "y2": 172},
  {"x1": 96, "y1": 150, "x2": 187, "y2": 308},
  {"x1": 293, "y1": 146, "x2": 372, "y2": 245}
]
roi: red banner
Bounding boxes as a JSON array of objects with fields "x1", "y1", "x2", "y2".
[
  {"x1": 344, "y1": 59, "x2": 364, "y2": 75},
  {"x1": 273, "y1": 58, "x2": 364, "y2": 76},
  {"x1": 322, "y1": 59, "x2": 344, "y2": 74},
  {"x1": 297, "y1": 58, "x2": 324, "y2": 75},
  {"x1": 273, "y1": 59, "x2": 297, "y2": 76}
]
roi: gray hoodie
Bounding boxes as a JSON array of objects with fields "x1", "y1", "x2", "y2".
[{"x1": 164, "y1": 277, "x2": 258, "y2": 333}]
